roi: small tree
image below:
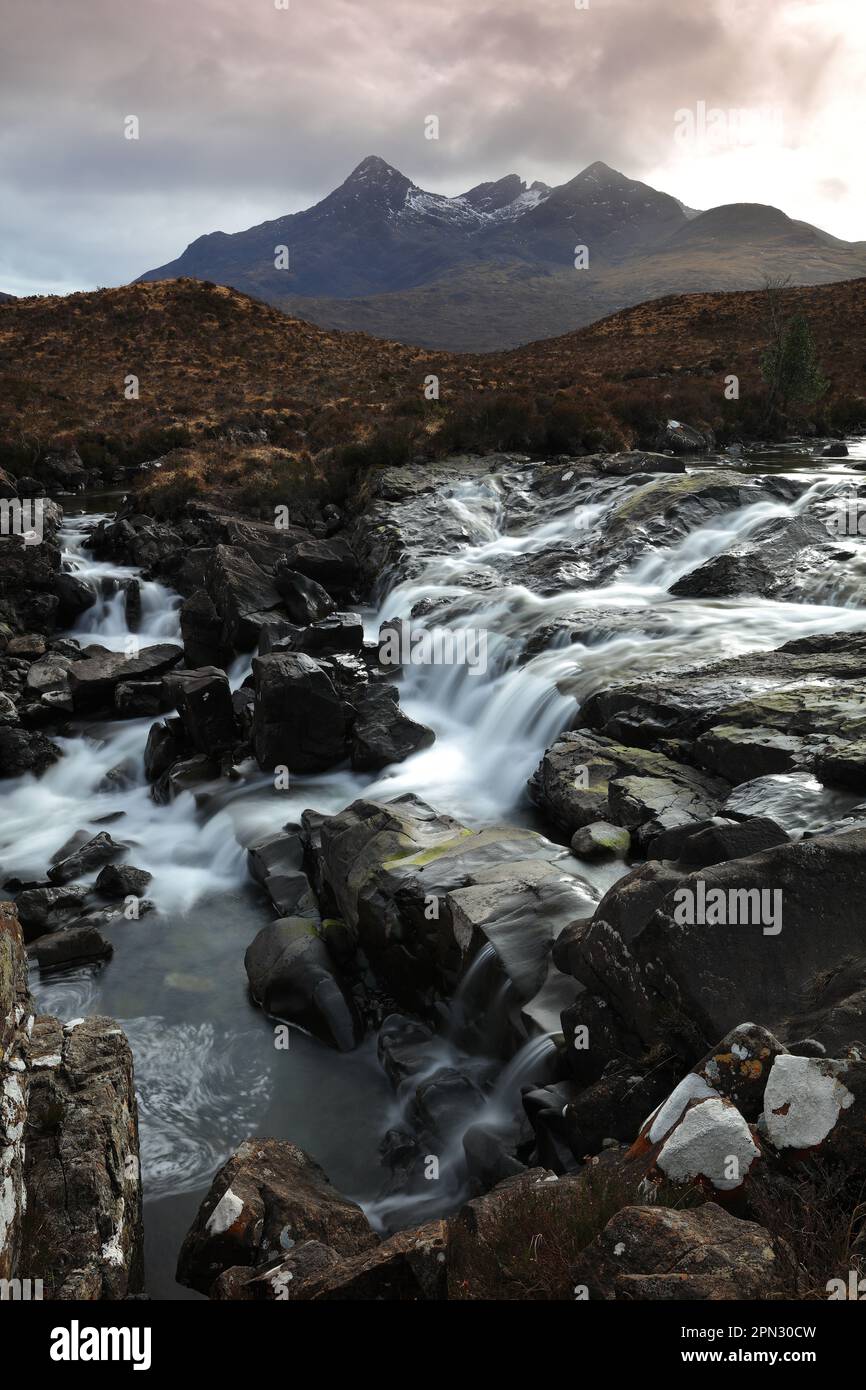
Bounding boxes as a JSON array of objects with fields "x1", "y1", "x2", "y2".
[{"x1": 761, "y1": 311, "x2": 828, "y2": 415}]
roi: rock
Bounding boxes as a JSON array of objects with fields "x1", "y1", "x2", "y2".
[
  {"x1": 570, "y1": 821, "x2": 631, "y2": 859},
  {"x1": 669, "y1": 515, "x2": 841, "y2": 603},
  {"x1": 279, "y1": 535, "x2": 359, "y2": 595},
  {"x1": 19, "y1": 1014, "x2": 143, "y2": 1298},
  {"x1": 68, "y1": 643, "x2": 183, "y2": 712},
  {"x1": 152, "y1": 754, "x2": 219, "y2": 805},
  {"x1": 114, "y1": 680, "x2": 165, "y2": 718},
  {"x1": 350, "y1": 684, "x2": 435, "y2": 770},
  {"x1": 759, "y1": 1053, "x2": 866, "y2": 1172},
  {"x1": 819, "y1": 441, "x2": 848, "y2": 457},
  {"x1": 47, "y1": 831, "x2": 122, "y2": 885},
  {"x1": 582, "y1": 828, "x2": 866, "y2": 1057},
  {"x1": 244, "y1": 918, "x2": 363, "y2": 1051},
  {"x1": 54, "y1": 572, "x2": 96, "y2": 621},
  {"x1": 0, "y1": 721, "x2": 61, "y2": 778},
  {"x1": 95, "y1": 863, "x2": 152, "y2": 898},
  {"x1": 307, "y1": 794, "x2": 597, "y2": 1009},
  {"x1": 582, "y1": 632, "x2": 866, "y2": 787},
  {"x1": 377, "y1": 1014, "x2": 436, "y2": 1088},
  {"x1": 32, "y1": 925, "x2": 113, "y2": 969},
  {"x1": 176, "y1": 1138, "x2": 378, "y2": 1295},
  {"x1": 205, "y1": 544, "x2": 283, "y2": 652},
  {"x1": 462, "y1": 1124, "x2": 526, "y2": 1189},
  {"x1": 163, "y1": 666, "x2": 237, "y2": 754},
  {"x1": 1, "y1": 898, "x2": 144, "y2": 1298},
  {"x1": 15, "y1": 885, "x2": 89, "y2": 940},
  {"x1": 247, "y1": 830, "x2": 315, "y2": 919},
  {"x1": 143, "y1": 717, "x2": 189, "y2": 782},
  {"x1": 573, "y1": 1202, "x2": 782, "y2": 1300},
  {"x1": 272, "y1": 562, "x2": 336, "y2": 624},
  {"x1": 647, "y1": 815, "x2": 790, "y2": 866},
  {"x1": 180, "y1": 588, "x2": 229, "y2": 668},
  {"x1": 528, "y1": 728, "x2": 726, "y2": 841},
  {"x1": 655, "y1": 420, "x2": 712, "y2": 454},
  {"x1": 252, "y1": 652, "x2": 350, "y2": 772},
  {"x1": 411, "y1": 1067, "x2": 486, "y2": 1139}
]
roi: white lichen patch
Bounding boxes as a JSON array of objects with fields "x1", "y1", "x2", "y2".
[
  {"x1": 31, "y1": 1053, "x2": 62, "y2": 1069},
  {"x1": 761, "y1": 1055, "x2": 854, "y2": 1151},
  {"x1": 644, "y1": 1072, "x2": 716, "y2": 1144},
  {"x1": 101, "y1": 1232, "x2": 126, "y2": 1268},
  {"x1": 205, "y1": 1186, "x2": 244, "y2": 1236},
  {"x1": 657, "y1": 1097, "x2": 759, "y2": 1190}
]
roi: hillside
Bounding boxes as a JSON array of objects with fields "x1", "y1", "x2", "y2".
[
  {"x1": 137, "y1": 156, "x2": 866, "y2": 351},
  {"x1": 1, "y1": 276, "x2": 863, "y2": 512}
]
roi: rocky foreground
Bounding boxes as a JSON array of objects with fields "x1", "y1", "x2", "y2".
[{"x1": 2, "y1": 445, "x2": 866, "y2": 1299}]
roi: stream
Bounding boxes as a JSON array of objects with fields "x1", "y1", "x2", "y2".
[{"x1": 4, "y1": 440, "x2": 866, "y2": 1297}]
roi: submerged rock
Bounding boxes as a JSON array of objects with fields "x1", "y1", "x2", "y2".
[{"x1": 244, "y1": 917, "x2": 363, "y2": 1051}]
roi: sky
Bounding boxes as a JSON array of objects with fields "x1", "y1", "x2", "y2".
[{"x1": 0, "y1": 0, "x2": 863, "y2": 295}]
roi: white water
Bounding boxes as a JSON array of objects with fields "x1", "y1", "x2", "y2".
[{"x1": 6, "y1": 446, "x2": 866, "y2": 1289}]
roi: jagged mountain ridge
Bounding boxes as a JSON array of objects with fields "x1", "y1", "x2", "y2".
[{"x1": 137, "y1": 155, "x2": 866, "y2": 350}]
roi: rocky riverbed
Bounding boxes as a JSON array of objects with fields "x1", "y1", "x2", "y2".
[{"x1": 3, "y1": 437, "x2": 866, "y2": 1300}]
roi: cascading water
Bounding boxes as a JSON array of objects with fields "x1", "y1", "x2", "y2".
[{"x1": 6, "y1": 443, "x2": 866, "y2": 1293}]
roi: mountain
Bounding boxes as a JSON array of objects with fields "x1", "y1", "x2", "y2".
[{"x1": 137, "y1": 156, "x2": 866, "y2": 351}]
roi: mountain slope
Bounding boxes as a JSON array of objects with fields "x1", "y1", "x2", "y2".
[{"x1": 137, "y1": 157, "x2": 866, "y2": 350}]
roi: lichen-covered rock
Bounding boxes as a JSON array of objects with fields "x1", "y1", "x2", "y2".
[
  {"x1": 760, "y1": 1053, "x2": 866, "y2": 1171},
  {"x1": 573, "y1": 1202, "x2": 783, "y2": 1300},
  {"x1": 176, "y1": 1138, "x2": 378, "y2": 1295}
]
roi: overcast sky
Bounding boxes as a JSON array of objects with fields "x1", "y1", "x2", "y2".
[{"x1": 1, "y1": 0, "x2": 862, "y2": 295}]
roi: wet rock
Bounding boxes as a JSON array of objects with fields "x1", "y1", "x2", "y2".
[
  {"x1": 670, "y1": 515, "x2": 841, "y2": 603},
  {"x1": 95, "y1": 863, "x2": 152, "y2": 898},
  {"x1": 15, "y1": 885, "x2": 89, "y2": 940},
  {"x1": 163, "y1": 666, "x2": 237, "y2": 754},
  {"x1": 377, "y1": 1014, "x2": 436, "y2": 1088},
  {"x1": 528, "y1": 728, "x2": 726, "y2": 841},
  {"x1": 573, "y1": 1202, "x2": 782, "y2": 1300},
  {"x1": 114, "y1": 680, "x2": 165, "y2": 718},
  {"x1": 0, "y1": 719, "x2": 61, "y2": 778},
  {"x1": 570, "y1": 821, "x2": 631, "y2": 859},
  {"x1": 32, "y1": 924, "x2": 113, "y2": 969},
  {"x1": 818, "y1": 441, "x2": 848, "y2": 457},
  {"x1": 244, "y1": 917, "x2": 363, "y2": 1051},
  {"x1": 205, "y1": 544, "x2": 284, "y2": 653},
  {"x1": 47, "y1": 831, "x2": 122, "y2": 885},
  {"x1": 272, "y1": 562, "x2": 336, "y2": 624},
  {"x1": 647, "y1": 815, "x2": 790, "y2": 866},
  {"x1": 294, "y1": 612, "x2": 365, "y2": 657},
  {"x1": 462, "y1": 1124, "x2": 526, "y2": 1189},
  {"x1": 180, "y1": 588, "x2": 230, "y2": 669},
  {"x1": 176, "y1": 1138, "x2": 378, "y2": 1295},
  {"x1": 68, "y1": 642, "x2": 183, "y2": 712},
  {"x1": 278, "y1": 534, "x2": 359, "y2": 596},
  {"x1": 152, "y1": 753, "x2": 219, "y2": 805},
  {"x1": 307, "y1": 794, "x2": 597, "y2": 1009},
  {"x1": 54, "y1": 572, "x2": 96, "y2": 622},
  {"x1": 252, "y1": 652, "x2": 351, "y2": 772},
  {"x1": 247, "y1": 830, "x2": 315, "y2": 918},
  {"x1": 411, "y1": 1067, "x2": 486, "y2": 1139},
  {"x1": 210, "y1": 1240, "x2": 341, "y2": 1300},
  {"x1": 143, "y1": 716, "x2": 189, "y2": 782},
  {"x1": 350, "y1": 684, "x2": 435, "y2": 771}
]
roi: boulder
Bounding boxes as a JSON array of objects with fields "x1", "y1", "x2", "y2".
[
  {"x1": 143, "y1": 717, "x2": 189, "y2": 782},
  {"x1": 47, "y1": 831, "x2": 122, "y2": 885},
  {"x1": 252, "y1": 652, "x2": 350, "y2": 773},
  {"x1": 180, "y1": 588, "x2": 229, "y2": 668},
  {"x1": 279, "y1": 535, "x2": 359, "y2": 595},
  {"x1": 573, "y1": 1202, "x2": 783, "y2": 1300},
  {"x1": 68, "y1": 643, "x2": 183, "y2": 712},
  {"x1": 163, "y1": 666, "x2": 237, "y2": 754},
  {"x1": 205, "y1": 544, "x2": 283, "y2": 652},
  {"x1": 647, "y1": 815, "x2": 790, "y2": 865},
  {"x1": 32, "y1": 925, "x2": 113, "y2": 969},
  {"x1": 272, "y1": 562, "x2": 336, "y2": 624},
  {"x1": 759, "y1": 1053, "x2": 866, "y2": 1173},
  {"x1": 570, "y1": 821, "x2": 631, "y2": 859},
  {"x1": 244, "y1": 917, "x2": 363, "y2": 1051},
  {"x1": 54, "y1": 572, "x2": 96, "y2": 622},
  {"x1": 15, "y1": 885, "x2": 89, "y2": 940},
  {"x1": 350, "y1": 684, "x2": 435, "y2": 771},
  {"x1": 176, "y1": 1138, "x2": 378, "y2": 1295},
  {"x1": 655, "y1": 420, "x2": 712, "y2": 454},
  {"x1": 114, "y1": 680, "x2": 166, "y2": 718},
  {"x1": 95, "y1": 863, "x2": 152, "y2": 898}
]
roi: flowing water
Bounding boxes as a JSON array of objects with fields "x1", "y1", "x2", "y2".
[{"x1": 5, "y1": 442, "x2": 866, "y2": 1295}]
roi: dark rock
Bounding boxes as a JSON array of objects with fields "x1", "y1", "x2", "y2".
[
  {"x1": 180, "y1": 588, "x2": 229, "y2": 668},
  {"x1": 205, "y1": 544, "x2": 283, "y2": 652},
  {"x1": 152, "y1": 754, "x2": 219, "y2": 805},
  {"x1": 32, "y1": 925, "x2": 113, "y2": 969},
  {"x1": 55, "y1": 572, "x2": 96, "y2": 621},
  {"x1": 252, "y1": 652, "x2": 350, "y2": 773},
  {"x1": 647, "y1": 815, "x2": 790, "y2": 865},
  {"x1": 114, "y1": 680, "x2": 165, "y2": 718},
  {"x1": 47, "y1": 831, "x2": 122, "y2": 885},
  {"x1": 143, "y1": 717, "x2": 189, "y2": 782},
  {"x1": 176, "y1": 1138, "x2": 378, "y2": 1295},
  {"x1": 350, "y1": 684, "x2": 435, "y2": 771},
  {"x1": 272, "y1": 562, "x2": 336, "y2": 624},
  {"x1": 95, "y1": 863, "x2": 152, "y2": 898},
  {"x1": 163, "y1": 666, "x2": 237, "y2": 754},
  {"x1": 68, "y1": 643, "x2": 183, "y2": 712},
  {"x1": 244, "y1": 917, "x2": 363, "y2": 1051}
]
